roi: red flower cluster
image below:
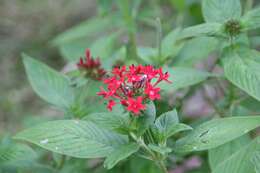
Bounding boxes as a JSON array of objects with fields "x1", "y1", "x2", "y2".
[
  {"x1": 77, "y1": 49, "x2": 106, "y2": 80},
  {"x1": 97, "y1": 65, "x2": 171, "y2": 115}
]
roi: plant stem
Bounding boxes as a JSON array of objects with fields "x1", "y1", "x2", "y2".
[
  {"x1": 57, "y1": 155, "x2": 66, "y2": 170},
  {"x1": 158, "y1": 160, "x2": 168, "y2": 173},
  {"x1": 156, "y1": 17, "x2": 162, "y2": 59},
  {"x1": 130, "y1": 132, "x2": 168, "y2": 173},
  {"x1": 147, "y1": 129, "x2": 155, "y2": 144},
  {"x1": 244, "y1": 0, "x2": 253, "y2": 13},
  {"x1": 118, "y1": 0, "x2": 141, "y2": 62}
]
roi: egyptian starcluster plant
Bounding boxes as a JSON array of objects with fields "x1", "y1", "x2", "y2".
[
  {"x1": 6, "y1": 0, "x2": 260, "y2": 173},
  {"x1": 98, "y1": 64, "x2": 171, "y2": 114}
]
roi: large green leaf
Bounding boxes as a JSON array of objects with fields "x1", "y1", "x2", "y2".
[
  {"x1": 241, "y1": 7, "x2": 260, "y2": 31},
  {"x1": 104, "y1": 143, "x2": 139, "y2": 169},
  {"x1": 208, "y1": 135, "x2": 251, "y2": 170},
  {"x1": 224, "y1": 49, "x2": 260, "y2": 101},
  {"x1": 22, "y1": 54, "x2": 74, "y2": 109},
  {"x1": 175, "y1": 37, "x2": 219, "y2": 66},
  {"x1": 202, "y1": 0, "x2": 241, "y2": 23},
  {"x1": 83, "y1": 111, "x2": 130, "y2": 133},
  {"x1": 15, "y1": 120, "x2": 127, "y2": 158},
  {"x1": 158, "y1": 67, "x2": 215, "y2": 91},
  {"x1": 178, "y1": 23, "x2": 223, "y2": 40},
  {"x1": 174, "y1": 116, "x2": 260, "y2": 152},
  {"x1": 52, "y1": 16, "x2": 116, "y2": 46},
  {"x1": 0, "y1": 143, "x2": 36, "y2": 164},
  {"x1": 153, "y1": 109, "x2": 192, "y2": 142},
  {"x1": 212, "y1": 137, "x2": 260, "y2": 173}
]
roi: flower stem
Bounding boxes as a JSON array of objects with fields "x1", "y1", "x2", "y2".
[
  {"x1": 117, "y1": 0, "x2": 141, "y2": 63},
  {"x1": 158, "y1": 160, "x2": 168, "y2": 173},
  {"x1": 156, "y1": 17, "x2": 162, "y2": 59},
  {"x1": 130, "y1": 132, "x2": 168, "y2": 173},
  {"x1": 57, "y1": 155, "x2": 66, "y2": 170}
]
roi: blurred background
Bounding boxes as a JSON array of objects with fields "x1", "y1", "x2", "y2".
[{"x1": 0, "y1": 0, "x2": 98, "y2": 133}]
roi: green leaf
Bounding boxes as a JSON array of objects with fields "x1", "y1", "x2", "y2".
[
  {"x1": 175, "y1": 37, "x2": 219, "y2": 66},
  {"x1": 224, "y1": 49, "x2": 260, "y2": 102},
  {"x1": 104, "y1": 143, "x2": 139, "y2": 169},
  {"x1": 178, "y1": 23, "x2": 223, "y2": 40},
  {"x1": 251, "y1": 152, "x2": 260, "y2": 173},
  {"x1": 22, "y1": 54, "x2": 74, "y2": 109},
  {"x1": 202, "y1": 0, "x2": 241, "y2": 23},
  {"x1": 241, "y1": 7, "x2": 260, "y2": 31},
  {"x1": 153, "y1": 109, "x2": 192, "y2": 142},
  {"x1": 83, "y1": 112, "x2": 130, "y2": 133},
  {"x1": 67, "y1": 79, "x2": 108, "y2": 117},
  {"x1": 212, "y1": 137, "x2": 260, "y2": 173},
  {"x1": 52, "y1": 16, "x2": 116, "y2": 46},
  {"x1": 159, "y1": 67, "x2": 215, "y2": 91},
  {"x1": 148, "y1": 144, "x2": 172, "y2": 155},
  {"x1": 208, "y1": 135, "x2": 251, "y2": 170},
  {"x1": 14, "y1": 120, "x2": 127, "y2": 158},
  {"x1": 174, "y1": 116, "x2": 260, "y2": 152},
  {"x1": 0, "y1": 143, "x2": 36, "y2": 164},
  {"x1": 161, "y1": 28, "x2": 184, "y2": 59},
  {"x1": 240, "y1": 97, "x2": 260, "y2": 114},
  {"x1": 59, "y1": 39, "x2": 89, "y2": 61},
  {"x1": 90, "y1": 33, "x2": 119, "y2": 59},
  {"x1": 137, "y1": 47, "x2": 157, "y2": 64}
]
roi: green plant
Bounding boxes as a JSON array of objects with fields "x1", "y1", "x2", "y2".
[{"x1": 2, "y1": 0, "x2": 260, "y2": 173}]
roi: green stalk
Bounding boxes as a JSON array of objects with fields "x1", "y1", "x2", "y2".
[
  {"x1": 57, "y1": 155, "x2": 66, "y2": 170},
  {"x1": 117, "y1": 0, "x2": 140, "y2": 62},
  {"x1": 157, "y1": 160, "x2": 168, "y2": 173},
  {"x1": 244, "y1": 0, "x2": 253, "y2": 13},
  {"x1": 156, "y1": 17, "x2": 162, "y2": 60},
  {"x1": 130, "y1": 132, "x2": 168, "y2": 173}
]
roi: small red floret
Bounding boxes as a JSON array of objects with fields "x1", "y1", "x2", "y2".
[
  {"x1": 145, "y1": 83, "x2": 161, "y2": 100},
  {"x1": 126, "y1": 97, "x2": 146, "y2": 115},
  {"x1": 107, "y1": 100, "x2": 116, "y2": 111}
]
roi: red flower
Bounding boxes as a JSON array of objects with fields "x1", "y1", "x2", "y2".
[
  {"x1": 126, "y1": 97, "x2": 146, "y2": 115},
  {"x1": 112, "y1": 66, "x2": 126, "y2": 77},
  {"x1": 107, "y1": 100, "x2": 116, "y2": 111},
  {"x1": 142, "y1": 65, "x2": 158, "y2": 80},
  {"x1": 97, "y1": 64, "x2": 171, "y2": 115},
  {"x1": 77, "y1": 49, "x2": 106, "y2": 80},
  {"x1": 157, "y1": 68, "x2": 172, "y2": 83},
  {"x1": 145, "y1": 83, "x2": 161, "y2": 100}
]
